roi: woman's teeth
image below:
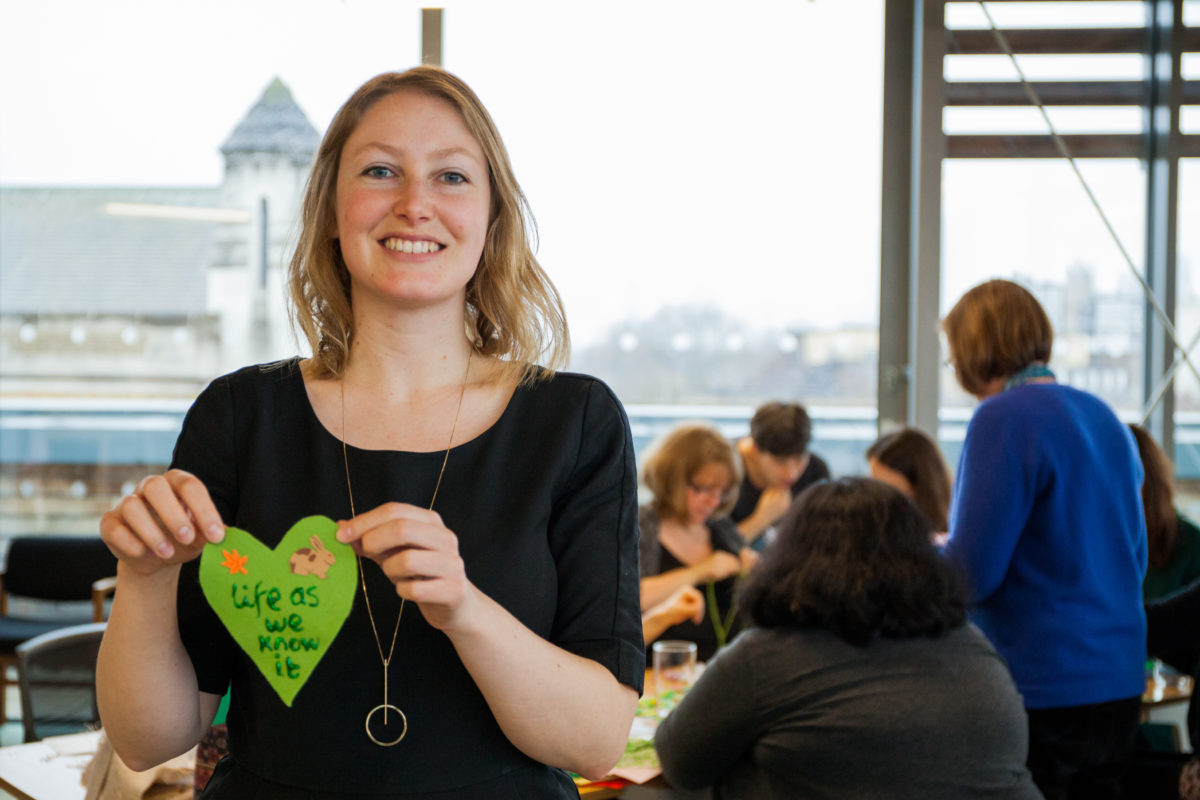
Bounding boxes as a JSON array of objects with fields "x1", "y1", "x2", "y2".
[{"x1": 384, "y1": 238, "x2": 443, "y2": 254}]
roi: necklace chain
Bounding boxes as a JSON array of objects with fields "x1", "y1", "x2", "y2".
[{"x1": 339, "y1": 349, "x2": 473, "y2": 744}]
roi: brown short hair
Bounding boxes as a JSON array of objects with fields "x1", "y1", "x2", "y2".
[
  {"x1": 749, "y1": 402, "x2": 812, "y2": 457},
  {"x1": 1128, "y1": 424, "x2": 1178, "y2": 570},
  {"x1": 641, "y1": 423, "x2": 740, "y2": 522},
  {"x1": 867, "y1": 427, "x2": 952, "y2": 532},
  {"x1": 288, "y1": 67, "x2": 568, "y2": 384},
  {"x1": 942, "y1": 280, "x2": 1053, "y2": 396}
]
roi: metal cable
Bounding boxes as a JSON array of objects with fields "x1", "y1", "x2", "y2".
[{"x1": 977, "y1": 1, "x2": 1198, "y2": 422}]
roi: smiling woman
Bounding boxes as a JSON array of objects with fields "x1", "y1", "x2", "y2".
[
  {"x1": 0, "y1": 3, "x2": 892, "y2": 552},
  {"x1": 94, "y1": 66, "x2": 643, "y2": 799},
  {"x1": 288, "y1": 69, "x2": 568, "y2": 389},
  {"x1": 333, "y1": 91, "x2": 492, "y2": 315}
]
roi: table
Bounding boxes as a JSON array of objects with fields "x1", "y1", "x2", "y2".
[
  {"x1": 0, "y1": 730, "x2": 195, "y2": 800},
  {"x1": 1142, "y1": 673, "x2": 1194, "y2": 752},
  {"x1": 1144, "y1": 674, "x2": 1193, "y2": 709},
  {"x1": 0, "y1": 730, "x2": 99, "y2": 800},
  {"x1": 576, "y1": 670, "x2": 713, "y2": 798}
]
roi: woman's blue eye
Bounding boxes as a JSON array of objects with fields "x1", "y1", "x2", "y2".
[
  {"x1": 441, "y1": 171, "x2": 467, "y2": 185},
  {"x1": 364, "y1": 166, "x2": 393, "y2": 178}
]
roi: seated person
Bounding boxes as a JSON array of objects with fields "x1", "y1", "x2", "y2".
[
  {"x1": 729, "y1": 401, "x2": 830, "y2": 548},
  {"x1": 867, "y1": 426, "x2": 952, "y2": 534},
  {"x1": 642, "y1": 586, "x2": 705, "y2": 645},
  {"x1": 655, "y1": 477, "x2": 1041, "y2": 800},
  {"x1": 1146, "y1": 576, "x2": 1200, "y2": 711},
  {"x1": 639, "y1": 423, "x2": 755, "y2": 662},
  {"x1": 1142, "y1": 580, "x2": 1200, "y2": 795},
  {"x1": 1129, "y1": 424, "x2": 1200, "y2": 601}
]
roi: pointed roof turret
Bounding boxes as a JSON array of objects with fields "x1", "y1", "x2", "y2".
[{"x1": 220, "y1": 77, "x2": 319, "y2": 160}]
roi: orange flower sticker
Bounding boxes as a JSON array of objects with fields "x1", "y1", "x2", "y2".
[{"x1": 220, "y1": 548, "x2": 249, "y2": 575}]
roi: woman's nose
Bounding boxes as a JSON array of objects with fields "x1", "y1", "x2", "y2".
[{"x1": 393, "y1": 182, "x2": 431, "y2": 222}]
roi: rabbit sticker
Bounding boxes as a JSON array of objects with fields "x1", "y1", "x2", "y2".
[{"x1": 289, "y1": 535, "x2": 337, "y2": 579}]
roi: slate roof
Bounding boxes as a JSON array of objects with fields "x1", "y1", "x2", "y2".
[
  {"x1": 220, "y1": 78, "x2": 320, "y2": 160},
  {"x1": 0, "y1": 186, "x2": 221, "y2": 316}
]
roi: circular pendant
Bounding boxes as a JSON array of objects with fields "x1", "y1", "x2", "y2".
[{"x1": 365, "y1": 704, "x2": 408, "y2": 747}]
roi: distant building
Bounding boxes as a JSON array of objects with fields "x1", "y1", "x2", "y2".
[{"x1": 0, "y1": 78, "x2": 318, "y2": 534}]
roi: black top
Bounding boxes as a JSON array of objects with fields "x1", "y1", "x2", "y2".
[
  {"x1": 172, "y1": 360, "x2": 644, "y2": 798},
  {"x1": 655, "y1": 625, "x2": 1041, "y2": 799},
  {"x1": 637, "y1": 507, "x2": 744, "y2": 663},
  {"x1": 727, "y1": 452, "x2": 830, "y2": 524}
]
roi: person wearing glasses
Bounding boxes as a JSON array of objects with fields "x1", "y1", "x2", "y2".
[{"x1": 639, "y1": 423, "x2": 756, "y2": 661}]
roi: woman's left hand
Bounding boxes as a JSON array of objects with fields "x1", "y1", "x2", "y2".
[{"x1": 336, "y1": 502, "x2": 476, "y2": 631}]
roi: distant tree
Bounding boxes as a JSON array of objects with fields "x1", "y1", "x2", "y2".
[{"x1": 571, "y1": 306, "x2": 877, "y2": 406}]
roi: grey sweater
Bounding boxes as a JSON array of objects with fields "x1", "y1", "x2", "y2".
[{"x1": 654, "y1": 624, "x2": 1042, "y2": 800}]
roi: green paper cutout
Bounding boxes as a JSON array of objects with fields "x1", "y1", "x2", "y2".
[{"x1": 199, "y1": 516, "x2": 356, "y2": 707}]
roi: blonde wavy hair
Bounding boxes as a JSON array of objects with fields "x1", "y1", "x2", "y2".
[{"x1": 288, "y1": 67, "x2": 569, "y2": 384}]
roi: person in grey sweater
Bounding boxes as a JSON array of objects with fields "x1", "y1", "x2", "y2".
[{"x1": 654, "y1": 477, "x2": 1042, "y2": 800}]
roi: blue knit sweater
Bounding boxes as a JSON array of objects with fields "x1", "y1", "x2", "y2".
[{"x1": 944, "y1": 383, "x2": 1147, "y2": 709}]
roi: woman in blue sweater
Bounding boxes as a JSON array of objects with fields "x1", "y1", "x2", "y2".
[{"x1": 942, "y1": 279, "x2": 1147, "y2": 800}]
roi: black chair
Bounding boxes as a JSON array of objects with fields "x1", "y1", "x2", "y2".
[
  {"x1": 0, "y1": 535, "x2": 117, "y2": 721},
  {"x1": 15, "y1": 621, "x2": 106, "y2": 742}
]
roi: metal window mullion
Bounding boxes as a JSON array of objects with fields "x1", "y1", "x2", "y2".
[
  {"x1": 912, "y1": 0, "x2": 946, "y2": 438},
  {"x1": 422, "y1": 8, "x2": 444, "y2": 67},
  {"x1": 878, "y1": 0, "x2": 918, "y2": 433},
  {"x1": 1142, "y1": 0, "x2": 1183, "y2": 457}
]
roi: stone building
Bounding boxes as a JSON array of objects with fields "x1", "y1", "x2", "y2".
[{"x1": 0, "y1": 78, "x2": 319, "y2": 536}]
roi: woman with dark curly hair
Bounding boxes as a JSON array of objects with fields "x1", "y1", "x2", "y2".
[{"x1": 654, "y1": 477, "x2": 1039, "y2": 799}]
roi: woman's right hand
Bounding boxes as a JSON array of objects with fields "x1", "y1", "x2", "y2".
[
  {"x1": 698, "y1": 550, "x2": 742, "y2": 583},
  {"x1": 99, "y1": 469, "x2": 226, "y2": 575}
]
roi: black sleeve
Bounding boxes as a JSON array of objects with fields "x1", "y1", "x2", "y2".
[
  {"x1": 638, "y1": 506, "x2": 662, "y2": 578},
  {"x1": 709, "y1": 516, "x2": 746, "y2": 555},
  {"x1": 170, "y1": 375, "x2": 240, "y2": 696},
  {"x1": 811, "y1": 454, "x2": 831, "y2": 481},
  {"x1": 1145, "y1": 577, "x2": 1200, "y2": 675},
  {"x1": 546, "y1": 379, "x2": 645, "y2": 694}
]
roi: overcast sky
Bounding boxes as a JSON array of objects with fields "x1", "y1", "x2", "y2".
[{"x1": 1, "y1": 1, "x2": 1191, "y2": 346}]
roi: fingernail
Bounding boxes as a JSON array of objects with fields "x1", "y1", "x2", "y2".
[
  {"x1": 208, "y1": 524, "x2": 225, "y2": 542},
  {"x1": 336, "y1": 526, "x2": 350, "y2": 543},
  {"x1": 156, "y1": 541, "x2": 175, "y2": 558},
  {"x1": 177, "y1": 525, "x2": 194, "y2": 544}
]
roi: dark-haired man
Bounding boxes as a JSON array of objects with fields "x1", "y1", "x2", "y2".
[{"x1": 729, "y1": 402, "x2": 830, "y2": 549}]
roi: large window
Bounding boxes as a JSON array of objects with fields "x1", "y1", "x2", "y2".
[
  {"x1": 0, "y1": 2, "x2": 885, "y2": 536},
  {"x1": 941, "y1": 159, "x2": 1147, "y2": 414},
  {"x1": 1177, "y1": 157, "x2": 1200, "y2": 494},
  {"x1": 1175, "y1": 7, "x2": 1200, "y2": 493},
  {"x1": 928, "y1": 0, "x2": 1195, "y2": 475}
]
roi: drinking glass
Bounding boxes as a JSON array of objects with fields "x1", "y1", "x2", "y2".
[{"x1": 652, "y1": 640, "x2": 698, "y2": 718}]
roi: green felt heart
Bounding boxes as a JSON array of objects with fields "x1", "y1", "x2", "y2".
[{"x1": 199, "y1": 516, "x2": 356, "y2": 707}]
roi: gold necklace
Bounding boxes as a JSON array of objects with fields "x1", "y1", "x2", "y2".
[{"x1": 340, "y1": 349, "x2": 473, "y2": 747}]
